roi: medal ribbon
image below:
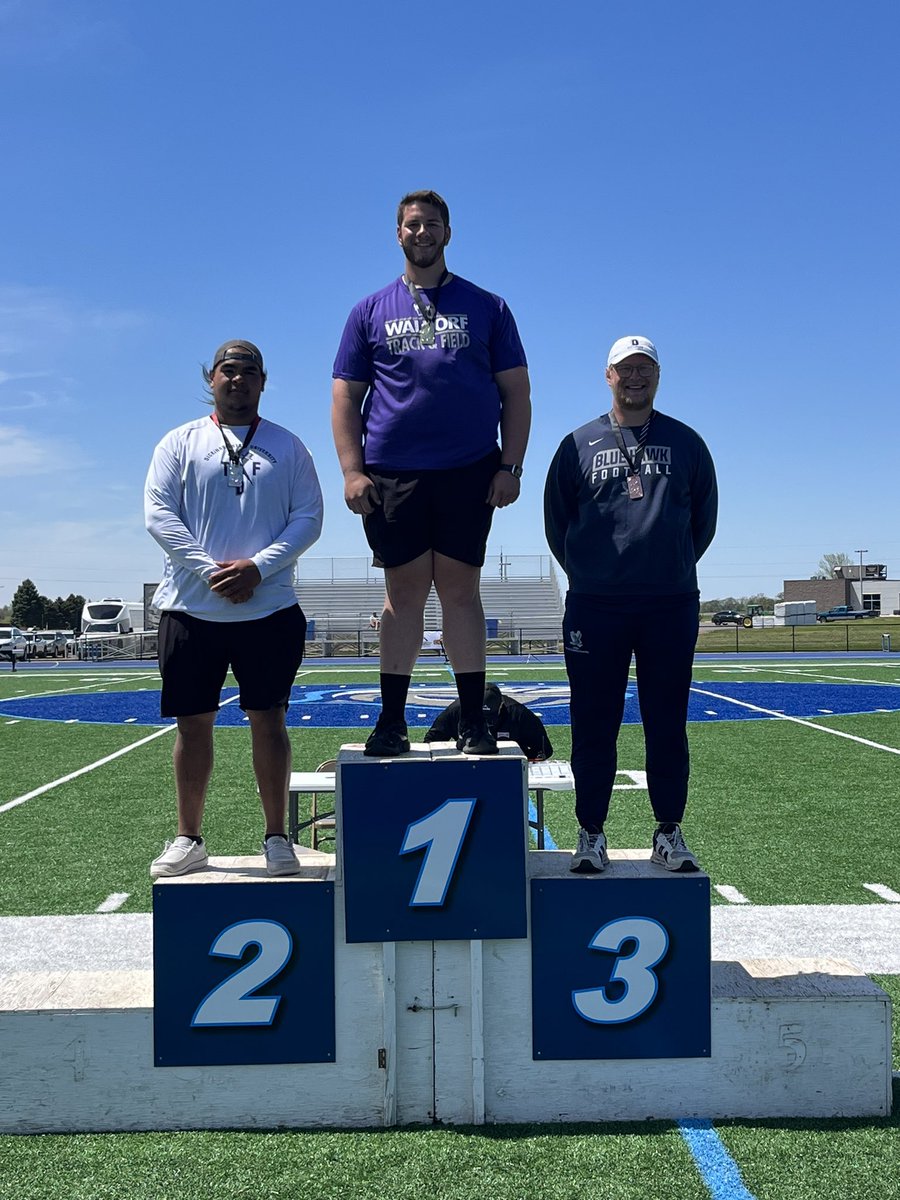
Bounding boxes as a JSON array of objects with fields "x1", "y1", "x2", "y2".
[{"x1": 402, "y1": 270, "x2": 449, "y2": 328}]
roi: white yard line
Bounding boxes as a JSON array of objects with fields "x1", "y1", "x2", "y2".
[
  {"x1": 715, "y1": 884, "x2": 750, "y2": 904},
  {"x1": 96, "y1": 893, "x2": 129, "y2": 913},
  {"x1": 779, "y1": 668, "x2": 900, "y2": 687},
  {"x1": 0, "y1": 725, "x2": 177, "y2": 815},
  {"x1": 0, "y1": 675, "x2": 159, "y2": 704},
  {"x1": 689, "y1": 686, "x2": 900, "y2": 754},
  {"x1": 864, "y1": 883, "x2": 900, "y2": 903},
  {"x1": 0, "y1": 692, "x2": 242, "y2": 817}
]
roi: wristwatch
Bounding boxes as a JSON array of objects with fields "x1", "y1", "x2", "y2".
[{"x1": 499, "y1": 463, "x2": 523, "y2": 478}]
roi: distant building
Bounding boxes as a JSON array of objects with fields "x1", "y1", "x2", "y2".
[{"x1": 783, "y1": 564, "x2": 897, "y2": 615}]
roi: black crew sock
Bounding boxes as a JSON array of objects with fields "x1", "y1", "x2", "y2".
[
  {"x1": 379, "y1": 673, "x2": 411, "y2": 725},
  {"x1": 456, "y1": 672, "x2": 487, "y2": 724}
]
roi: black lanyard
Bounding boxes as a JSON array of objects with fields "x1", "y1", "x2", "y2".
[
  {"x1": 608, "y1": 411, "x2": 653, "y2": 476},
  {"x1": 211, "y1": 413, "x2": 260, "y2": 465}
]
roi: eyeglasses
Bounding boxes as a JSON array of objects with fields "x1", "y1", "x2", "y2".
[{"x1": 614, "y1": 363, "x2": 657, "y2": 379}]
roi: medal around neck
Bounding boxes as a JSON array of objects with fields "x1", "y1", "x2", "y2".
[
  {"x1": 419, "y1": 321, "x2": 436, "y2": 346},
  {"x1": 627, "y1": 473, "x2": 644, "y2": 499}
]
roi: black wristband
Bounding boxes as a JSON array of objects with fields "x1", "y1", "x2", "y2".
[{"x1": 499, "y1": 463, "x2": 523, "y2": 478}]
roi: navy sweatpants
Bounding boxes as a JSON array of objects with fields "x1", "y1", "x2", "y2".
[{"x1": 563, "y1": 591, "x2": 699, "y2": 832}]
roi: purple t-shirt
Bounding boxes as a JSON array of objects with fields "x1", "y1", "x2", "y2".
[{"x1": 332, "y1": 274, "x2": 527, "y2": 470}]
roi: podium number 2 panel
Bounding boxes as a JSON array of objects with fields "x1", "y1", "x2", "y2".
[{"x1": 154, "y1": 880, "x2": 334, "y2": 1067}]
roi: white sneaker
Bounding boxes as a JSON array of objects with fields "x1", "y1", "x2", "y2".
[
  {"x1": 651, "y1": 824, "x2": 699, "y2": 872},
  {"x1": 150, "y1": 835, "x2": 208, "y2": 879},
  {"x1": 264, "y1": 835, "x2": 301, "y2": 877},
  {"x1": 570, "y1": 828, "x2": 609, "y2": 874}
]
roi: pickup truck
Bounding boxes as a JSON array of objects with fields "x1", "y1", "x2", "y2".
[{"x1": 816, "y1": 606, "x2": 876, "y2": 622}]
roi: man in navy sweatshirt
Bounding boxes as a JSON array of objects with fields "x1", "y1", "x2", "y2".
[{"x1": 544, "y1": 335, "x2": 717, "y2": 874}]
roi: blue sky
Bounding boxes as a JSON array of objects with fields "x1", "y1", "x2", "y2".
[{"x1": 2, "y1": 0, "x2": 897, "y2": 608}]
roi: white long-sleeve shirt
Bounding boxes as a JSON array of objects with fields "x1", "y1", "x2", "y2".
[{"x1": 145, "y1": 414, "x2": 323, "y2": 622}]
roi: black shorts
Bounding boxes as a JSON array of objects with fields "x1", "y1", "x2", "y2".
[
  {"x1": 158, "y1": 606, "x2": 307, "y2": 718},
  {"x1": 363, "y1": 448, "x2": 501, "y2": 569}
]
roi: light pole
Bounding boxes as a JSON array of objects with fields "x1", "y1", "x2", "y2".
[{"x1": 855, "y1": 549, "x2": 868, "y2": 609}]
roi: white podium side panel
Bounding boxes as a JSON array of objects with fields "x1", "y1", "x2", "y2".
[
  {"x1": 481, "y1": 949, "x2": 891, "y2": 1121},
  {"x1": 392, "y1": 940, "x2": 436, "y2": 1125},
  {"x1": 433, "y1": 939, "x2": 479, "y2": 1124},
  {"x1": 0, "y1": 857, "x2": 391, "y2": 1133},
  {"x1": 478, "y1": 853, "x2": 891, "y2": 1121}
]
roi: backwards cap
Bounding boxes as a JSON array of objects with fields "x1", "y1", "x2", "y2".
[{"x1": 211, "y1": 339, "x2": 265, "y2": 374}]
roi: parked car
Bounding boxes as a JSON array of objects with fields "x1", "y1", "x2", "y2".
[
  {"x1": 33, "y1": 632, "x2": 56, "y2": 657},
  {"x1": 0, "y1": 626, "x2": 28, "y2": 662},
  {"x1": 35, "y1": 630, "x2": 70, "y2": 657},
  {"x1": 711, "y1": 610, "x2": 743, "y2": 626},
  {"x1": 816, "y1": 606, "x2": 877, "y2": 622}
]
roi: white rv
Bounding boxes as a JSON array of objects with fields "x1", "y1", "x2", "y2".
[
  {"x1": 80, "y1": 598, "x2": 144, "y2": 635},
  {"x1": 77, "y1": 599, "x2": 148, "y2": 659}
]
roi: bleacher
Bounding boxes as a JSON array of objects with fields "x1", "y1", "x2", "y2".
[{"x1": 294, "y1": 555, "x2": 564, "y2": 656}]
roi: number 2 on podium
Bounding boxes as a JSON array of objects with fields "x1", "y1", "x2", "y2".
[
  {"x1": 191, "y1": 919, "x2": 293, "y2": 1027},
  {"x1": 400, "y1": 798, "x2": 476, "y2": 906}
]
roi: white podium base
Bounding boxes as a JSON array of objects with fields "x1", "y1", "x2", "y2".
[{"x1": 0, "y1": 852, "x2": 891, "y2": 1132}]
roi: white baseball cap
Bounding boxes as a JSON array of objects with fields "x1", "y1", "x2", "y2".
[{"x1": 607, "y1": 335, "x2": 659, "y2": 367}]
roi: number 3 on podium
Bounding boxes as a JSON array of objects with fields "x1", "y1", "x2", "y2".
[{"x1": 572, "y1": 916, "x2": 669, "y2": 1024}]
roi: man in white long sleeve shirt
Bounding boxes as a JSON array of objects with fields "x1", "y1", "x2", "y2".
[{"x1": 145, "y1": 339, "x2": 323, "y2": 879}]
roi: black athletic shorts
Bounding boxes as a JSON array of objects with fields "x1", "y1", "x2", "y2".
[
  {"x1": 363, "y1": 447, "x2": 501, "y2": 569},
  {"x1": 158, "y1": 605, "x2": 307, "y2": 717}
]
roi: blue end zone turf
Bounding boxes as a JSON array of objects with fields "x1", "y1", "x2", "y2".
[{"x1": 2, "y1": 681, "x2": 899, "y2": 728}]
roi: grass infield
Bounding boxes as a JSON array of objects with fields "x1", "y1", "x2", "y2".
[{"x1": 1, "y1": 656, "x2": 898, "y2": 1198}]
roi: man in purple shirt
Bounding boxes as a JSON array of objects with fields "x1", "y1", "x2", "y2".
[{"x1": 332, "y1": 189, "x2": 531, "y2": 757}]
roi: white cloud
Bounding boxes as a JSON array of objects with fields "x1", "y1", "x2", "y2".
[
  {"x1": 0, "y1": 286, "x2": 146, "y2": 354},
  {"x1": 2, "y1": 514, "x2": 162, "y2": 601},
  {"x1": 2, "y1": 424, "x2": 72, "y2": 474}
]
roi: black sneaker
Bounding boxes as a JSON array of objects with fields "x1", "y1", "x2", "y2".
[
  {"x1": 456, "y1": 718, "x2": 498, "y2": 755},
  {"x1": 364, "y1": 719, "x2": 410, "y2": 757}
]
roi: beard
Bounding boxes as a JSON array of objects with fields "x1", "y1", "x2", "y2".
[
  {"x1": 612, "y1": 379, "x2": 658, "y2": 414},
  {"x1": 402, "y1": 237, "x2": 446, "y2": 270}
]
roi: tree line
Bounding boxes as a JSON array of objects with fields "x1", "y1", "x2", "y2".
[
  {"x1": 699, "y1": 592, "x2": 782, "y2": 613},
  {"x1": 2, "y1": 579, "x2": 85, "y2": 631}
]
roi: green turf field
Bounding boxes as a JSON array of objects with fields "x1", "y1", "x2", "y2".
[{"x1": 1, "y1": 656, "x2": 898, "y2": 1199}]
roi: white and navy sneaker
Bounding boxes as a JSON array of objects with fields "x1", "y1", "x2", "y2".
[
  {"x1": 651, "y1": 824, "x2": 699, "y2": 872},
  {"x1": 263, "y1": 835, "x2": 301, "y2": 877},
  {"x1": 150, "y1": 835, "x2": 208, "y2": 879},
  {"x1": 570, "y1": 828, "x2": 609, "y2": 874}
]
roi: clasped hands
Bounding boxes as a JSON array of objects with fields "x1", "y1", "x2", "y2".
[{"x1": 209, "y1": 559, "x2": 262, "y2": 604}]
